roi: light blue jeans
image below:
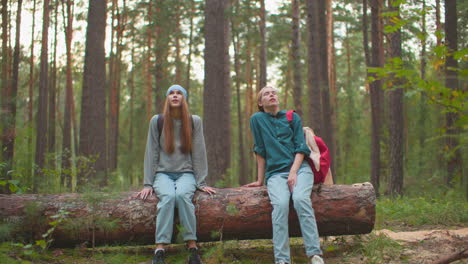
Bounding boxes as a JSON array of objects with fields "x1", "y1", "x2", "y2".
[
  {"x1": 153, "y1": 172, "x2": 197, "y2": 244},
  {"x1": 267, "y1": 163, "x2": 322, "y2": 263}
]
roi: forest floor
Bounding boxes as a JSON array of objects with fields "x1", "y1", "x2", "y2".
[{"x1": 3, "y1": 225, "x2": 467, "y2": 264}]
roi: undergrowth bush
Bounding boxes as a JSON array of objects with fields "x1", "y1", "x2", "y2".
[{"x1": 376, "y1": 190, "x2": 468, "y2": 228}]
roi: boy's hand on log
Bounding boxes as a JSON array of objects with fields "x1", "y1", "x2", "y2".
[
  {"x1": 243, "y1": 181, "x2": 263, "y2": 187},
  {"x1": 201, "y1": 186, "x2": 216, "y2": 195},
  {"x1": 136, "y1": 188, "x2": 153, "y2": 200}
]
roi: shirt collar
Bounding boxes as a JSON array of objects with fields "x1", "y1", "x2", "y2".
[{"x1": 263, "y1": 110, "x2": 286, "y2": 118}]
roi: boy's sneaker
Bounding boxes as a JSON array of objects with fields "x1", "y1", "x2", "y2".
[
  {"x1": 188, "y1": 248, "x2": 203, "y2": 264},
  {"x1": 152, "y1": 249, "x2": 165, "y2": 264},
  {"x1": 310, "y1": 255, "x2": 325, "y2": 264}
]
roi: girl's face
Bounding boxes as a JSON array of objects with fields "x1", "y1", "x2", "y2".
[{"x1": 168, "y1": 89, "x2": 184, "y2": 108}]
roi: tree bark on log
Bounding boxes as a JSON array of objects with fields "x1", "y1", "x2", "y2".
[{"x1": 0, "y1": 183, "x2": 375, "y2": 247}]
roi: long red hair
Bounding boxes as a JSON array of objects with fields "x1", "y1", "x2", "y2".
[{"x1": 162, "y1": 96, "x2": 192, "y2": 154}]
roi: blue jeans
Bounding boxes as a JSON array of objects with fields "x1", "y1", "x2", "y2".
[
  {"x1": 153, "y1": 172, "x2": 197, "y2": 244},
  {"x1": 267, "y1": 163, "x2": 322, "y2": 263}
]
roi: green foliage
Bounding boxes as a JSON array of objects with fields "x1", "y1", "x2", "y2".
[
  {"x1": 0, "y1": 162, "x2": 27, "y2": 194},
  {"x1": 60, "y1": 191, "x2": 120, "y2": 247},
  {"x1": 175, "y1": 224, "x2": 186, "y2": 244},
  {"x1": 351, "y1": 234, "x2": 403, "y2": 264},
  {"x1": 90, "y1": 252, "x2": 150, "y2": 263},
  {"x1": 203, "y1": 243, "x2": 230, "y2": 263},
  {"x1": 39, "y1": 209, "x2": 70, "y2": 250},
  {"x1": 0, "y1": 179, "x2": 26, "y2": 194},
  {"x1": 226, "y1": 203, "x2": 240, "y2": 216},
  {"x1": 210, "y1": 230, "x2": 221, "y2": 240},
  {"x1": 2, "y1": 0, "x2": 465, "y2": 219},
  {"x1": 4, "y1": 209, "x2": 70, "y2": 261},
  {"x1": 368, "y1": 55, "x2": 467, "y2": 117},
  {"x1": 0, "y1": 223, "x2": 15, "y2": 242},
  {"x1": 376, "y1": 191, "x2": 468, "y2": 228}
]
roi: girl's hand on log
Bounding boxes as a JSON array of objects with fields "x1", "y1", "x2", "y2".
[
  {"x1": 201, "y1": 186, "x2": 217, "y2": 195},
  {"x1": 136, "y1": 188, "x2": 153, "y2": 200},
  {"x1": 287, "y1": 172, "x2": 297, "y2": 192},
  {"x1": 243, "y1": 181, "x2": 263, "y2": 187}
]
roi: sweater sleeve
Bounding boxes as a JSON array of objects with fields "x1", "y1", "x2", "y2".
[
  {"x1": 292, "y1": 113, "x2": 311, "y2": 156},
  {"x1": 191, "y1": 115, "x2": 208, "y2": 189},
  {"x1": 143, "y1": 115, "x2": 160, "y2": 188}
]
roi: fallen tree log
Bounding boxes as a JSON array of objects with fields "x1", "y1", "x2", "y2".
[{"x1": 0, "y1": 183, "x2": 375, "y2": 247}]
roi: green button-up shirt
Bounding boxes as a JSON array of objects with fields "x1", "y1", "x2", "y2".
[{"x1": 250, "y1": 110, "x2": 311, "y2": 182}]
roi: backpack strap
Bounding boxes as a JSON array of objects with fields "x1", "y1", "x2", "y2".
[
  {"x1": 286, "y1": 110, "x2": 295, "y2": 122},
  {"x1": 286, "y1": 110, "x2": 295, "y2": 129}
]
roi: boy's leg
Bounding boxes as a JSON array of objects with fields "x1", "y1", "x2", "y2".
[
  {"x1": 153, "y1": 173, "x2": 177, "y2": 244},
  {"x1": 267, "y1": 172, "x2": 292, "y2": 263},
  {"x1": 292, "y1": 165, "x2": 322, "y2": 257},
  {"x1": 174, "y1": 172, "x2": 197, "y2": 242}
]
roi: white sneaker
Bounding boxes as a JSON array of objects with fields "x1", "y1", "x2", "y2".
[{"x1": 310, "y1": 255, "x2": 325, "y2": 264}]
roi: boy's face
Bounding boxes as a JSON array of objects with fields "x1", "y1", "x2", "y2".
[{"x1": 259, "y1": 87, "x2": 279, "y2": 110}]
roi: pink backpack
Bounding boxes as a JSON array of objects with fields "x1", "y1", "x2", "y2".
[{"x1": 286, "y1": 110, "x2": 331, "y2": 184}]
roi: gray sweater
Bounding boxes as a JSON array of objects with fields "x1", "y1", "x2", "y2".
[{"x1": 143, "y1": 114, "x2": 208, "y2": 189}]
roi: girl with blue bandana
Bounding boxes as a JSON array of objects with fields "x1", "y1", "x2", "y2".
[{"x1": 137, "y1": 84, "x2": 216, "y2": 264}]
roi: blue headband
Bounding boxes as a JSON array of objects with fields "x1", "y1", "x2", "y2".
[{"x1": 166, "y1": 85, "x2": 187, "y2": 98}]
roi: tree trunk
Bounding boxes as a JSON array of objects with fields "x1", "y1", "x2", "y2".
[
  {"x1": 444, "y1": 0, "x2": 461, "y2": 187},
  {"x1": 28, "y1": 0, "x2": 37, "y2": 179},
  {"x1": 343, "y1": 27, "x2": 354, "y2": 178},
  {"x1": 128, "y1": 31, "x2": 135, "y2": 185},
  {"x1": 284, "y1": 50, "x2": 293, "y2": 108},
  {"x1": 79, "y1": 0, "x2": 107, "y2": 186},
  {"x1": 435, "y1": 0, "x2": 442, "y2": 47},
  {"x1": 231, "y1": 1, "x2": 248, "y2": 186},
  {"x1": 108, "y1": 0, "x2": 124, "y2": 172},
  {"x1": 326, "y1": 0, "x2": 337, "y2": 183},
  {"x1": 362, "y1": 0, "x2": 370, "y2": 66},
  {"x1": 1, "y1": 0, "x2": 9, "y2": 147},
  {"x1": 1, "y1": 0, "x2": 10, "y2": 189},
  {"x1": 2, "y1": 0, "x2": 22, "y2": 191},
  {"x1": 174, "y1": 4, "x2": 182, "y2": 84},
  {"x1": 291, "y1": 0, "x2": 303, "y2": 117},
  {"x1": 204, "y1": 0, "x2": 231, "y2": 184},
  {"x1": 48, "y1": 0, "x2": 59, "y2": 157},
  {"x1": 418, "y1": 0, "x2": 428, "y2": 172},
  {"x1": 34, "y1": 0, "x2": 50, "y2": 192},
  {"x1": 0, "y1": 183, "x2": 375, "y2": 247},
  {"x1": 244, "y1": 1, "x2": 254, "y2": 182},
  {"x1": 305, "y1": 0, "x2": 322, "y2": 131},
  {"x1": 318, "y1": 0, "x2": 335, "y2": 178},
  {"x1": 61, "y1": 0, "x2": 75, "y2": 190},
  {"x1": 387, "y1": 0, "x2": 404, "y2": 196},
  {"x1": 154, "y1": 0, "x2": 171, "y2": 113},
  {"x1": 145, "y1": 1, "x2": 153, "y2": 119},
  {"x1": 369, "y1": 0, "x2": 384, "y2": 197},
  {"x1": 185, "y1": 0, "x2": 195, "y2": 94},
  {"x1": 258, "y1": 0, "x2": 267, "y2": 90}
]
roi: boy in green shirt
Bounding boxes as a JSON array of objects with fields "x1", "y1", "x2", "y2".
[{"x1": 244, "y1": 86, "x2": 324, "y2": 264}]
